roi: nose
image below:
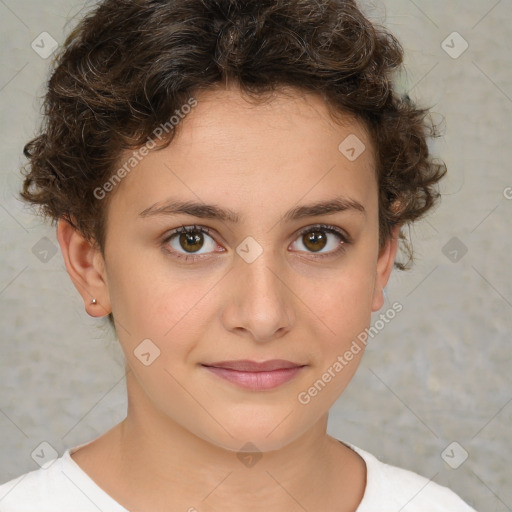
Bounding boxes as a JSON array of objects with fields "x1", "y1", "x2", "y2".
[{"x1": 221, "y1": 248, "x2": 295, "y2": 343}]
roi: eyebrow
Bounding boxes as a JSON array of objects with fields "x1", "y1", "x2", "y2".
[{"x1": 139, "y1": 196, "x2": 366, "y2": 223}]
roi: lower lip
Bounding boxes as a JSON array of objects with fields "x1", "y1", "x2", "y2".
[{"x1": 203, "y1": 366, "x2": 305, "y2": 390}]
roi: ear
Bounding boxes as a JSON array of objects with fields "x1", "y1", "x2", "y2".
[
  {"x1": 56, "y1": 219, "x2": 111, "y2": 317},
  {"x1": 371, "y1": 225, "x2": 401, "y2": 312}
]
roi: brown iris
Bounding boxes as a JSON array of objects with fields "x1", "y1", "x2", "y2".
[
  {"x1": 179, "y1": 231, "x2": 204, "y2": 253},
  {"x1": 302, "y1": 230, "x2": 327, "y2": 252}
]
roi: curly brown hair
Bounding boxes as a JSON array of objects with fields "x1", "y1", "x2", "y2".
[{"x1": 21, "y1": 0, "x2": 446, "y2": 272}]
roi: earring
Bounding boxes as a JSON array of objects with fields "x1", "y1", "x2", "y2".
[{"x1": 91, "y1": 298, "x2": 97, "y2": 305}]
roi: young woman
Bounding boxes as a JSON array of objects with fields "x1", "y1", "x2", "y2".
[{"x1": 0, "y1": 0, "x2": 477, "y2": 510}]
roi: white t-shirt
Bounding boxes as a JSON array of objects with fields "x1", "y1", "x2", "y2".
[{"x1": 0, "y1": 441, "x2": 477, "y2": 512}]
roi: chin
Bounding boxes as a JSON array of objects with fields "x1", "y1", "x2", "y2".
[{"x1": 190, "y1": 413, "x2": 312, "y2": 454}]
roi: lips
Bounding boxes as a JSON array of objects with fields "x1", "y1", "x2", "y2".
[
  {"x1": 201, "y1": 360, "x2": 306, "y2": 390},
  {"x1": 202, "y1": 359, "x2": 304, "y2": 372}
]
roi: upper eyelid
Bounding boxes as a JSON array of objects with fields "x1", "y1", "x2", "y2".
[{"x1": 296, "y1": 223, "x2": 350, "y2": 241}]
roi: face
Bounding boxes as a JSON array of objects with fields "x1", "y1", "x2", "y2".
[{"x1": 88, "y1": 86, "x2": 395, "y2": 452}]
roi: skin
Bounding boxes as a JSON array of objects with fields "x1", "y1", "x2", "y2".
[{"x1": 57, "y1": 84, "x2": 399, "y2": 512}]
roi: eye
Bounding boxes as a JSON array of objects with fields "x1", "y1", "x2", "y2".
[
  {"x1": 163, "y1": 225, "x2": 223, "y2": 262},
  {"x1": 290, "y1": 224, "x2": 349, "y2": 258},
  {"x1": 162, "y1": 223, "x2": 350, "y2": 263}
]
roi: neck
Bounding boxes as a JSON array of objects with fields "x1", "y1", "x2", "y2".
[{"x1": 83, "y1": 370, "x2": 366, "y2": 512}]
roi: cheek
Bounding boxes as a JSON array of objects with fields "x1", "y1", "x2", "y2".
[
  {"x1": 296, "y1": 272, "x2": 376, "y2": 413},
  {"x1": 314, "y1": 257, "x2": 377, "y2": 343},
  {"x1": 106, "y1": 253, "x2": 221, "y2": 369},
  {"x1": 105, "y1": 244, "x2": 190, "y2": 331}
]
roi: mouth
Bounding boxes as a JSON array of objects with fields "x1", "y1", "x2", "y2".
[{"x1": 201, "y1": 360, "x2": 307, "y2": 390}]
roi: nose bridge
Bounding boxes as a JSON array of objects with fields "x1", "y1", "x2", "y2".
[
  {"x1": 225, "y1": 237, "x2": 294, "y2": 340},
  {"x1": 241, "y1": 249, "x2": 282, "y2": 299}
]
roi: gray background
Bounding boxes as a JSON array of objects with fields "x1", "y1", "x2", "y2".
[{"x1": 0, "y1": 1, "x2": 511, "y2": 510}]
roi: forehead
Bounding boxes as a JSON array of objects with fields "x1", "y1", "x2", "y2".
[
  {"x1": 175, "y1": 85, "x2": 373, "y2": 160},
  {"x1": 107, "y1": 85, "x2": 377, "y2": 224}
]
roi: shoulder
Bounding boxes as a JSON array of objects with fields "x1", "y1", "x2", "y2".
[
  {"x1": 349, "y1": 444, "x2": 478, "y2": 512},
  {"x1": 0, "y1": 455, "x2": 77, "y2": 512},
  {"x1": 0, "y1": 450, "x2": 127, "y2": 512}
]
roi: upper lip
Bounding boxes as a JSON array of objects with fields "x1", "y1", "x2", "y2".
[{"x1": 202, "y1": 360, "x2": 305, "y2": 372}]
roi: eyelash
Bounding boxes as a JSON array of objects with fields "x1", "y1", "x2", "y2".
[{"x1": 162, "y1": 223, "x2": 350, "y2": 263}]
